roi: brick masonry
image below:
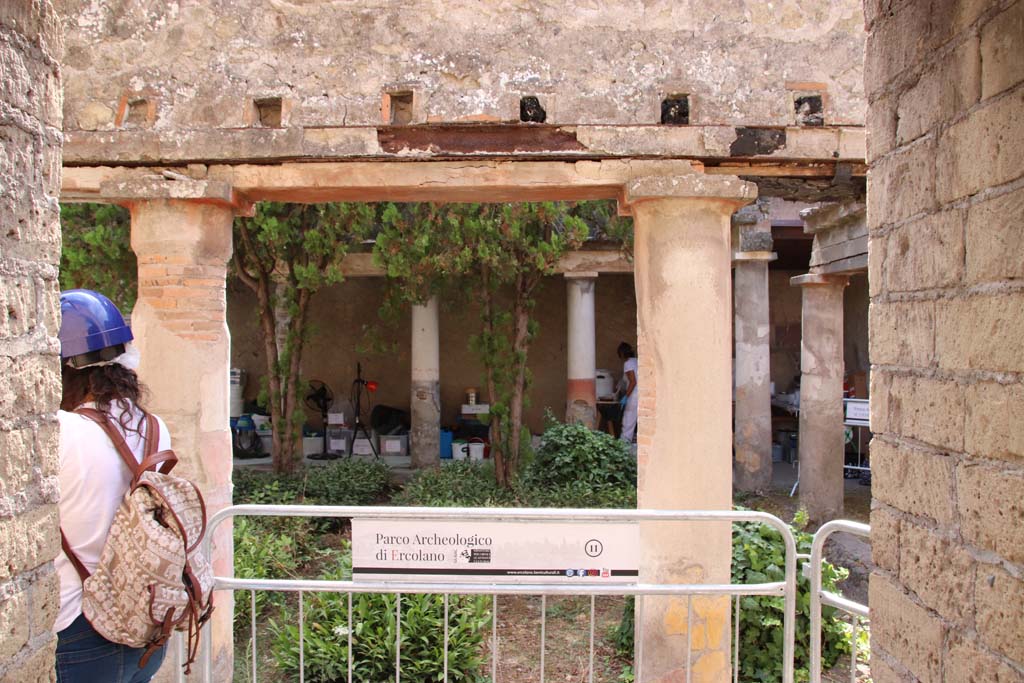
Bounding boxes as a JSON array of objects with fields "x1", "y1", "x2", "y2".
[
  {"x1": 0, "y1": 1, "x2": 63, "y2": 681},
  {"x1": 866, "y1": 0, "x2": 1024, "y2": 680}
]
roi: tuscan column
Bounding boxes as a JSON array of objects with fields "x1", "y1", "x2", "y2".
[
  {"x1": 410, "y1": 296, "x2": 441, "y2": 468},
  {"x1": 565, "y1": 273, "x2": 598, "y2": 427},
  {"x1": 732, "y1": 207, "x2": 776, "y2": 492},
  {"x1": 625, "y1": 170, "x2": 756, "y2": 683},
  {"x1": 104, "y1": 177, "x2": 245, "y2": 681},
  {"x1": 791, "y1": 274, "x2": 848, "y2": 523}
]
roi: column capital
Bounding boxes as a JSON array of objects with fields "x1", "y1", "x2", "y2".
[
  {"x1": 799, "y1": 201, "x2": 866, "y2": 235},
  {"x1": 564, "y1": 271, "x2": 599, "y2": 280},
  {"x1": 621, "y1": 172, "x2": 757, "y2": 211},
  {"x1": 733, "y1": 251, "x2": 778, "y2": 263},
  {"x1": 790, "y1": 273, "x2": 849, "y2": 288},
  {"x1": 99, "y1": 175, "x2": 254, "y2": 215}
]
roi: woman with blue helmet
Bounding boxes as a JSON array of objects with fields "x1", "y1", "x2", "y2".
[{"x1": 54, "y1": 289, "x2": 171, "y2": 682}]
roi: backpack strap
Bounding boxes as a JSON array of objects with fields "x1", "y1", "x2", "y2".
[
  {"x1": 139, "y1": 415, "x2": 178, "y2": 475},
  {"x1": 60, "y1": 530, "x2": 91, "y2": 582},
  {"x1": 143, "y1": 414, "x2": 159, "y2": 458},
  {"x1": 61, "y1": 408, "x2": 177, "y2": 584},
  {"x1": 75, "y1": 408, "x2": 144, "y2": 480}
]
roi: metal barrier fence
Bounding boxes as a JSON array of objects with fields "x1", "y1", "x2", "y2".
[
  {"x1": 190, "y1": 505, "x2": 801, "y2": 683},
  {"x1": 808, "y1": 520, "x2": 870, "y2": 683}
]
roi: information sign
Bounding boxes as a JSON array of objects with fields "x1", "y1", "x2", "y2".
[
  {"x1": 844, "y1": 399, "x2": 870, "y2": 426},
  {"x1": 352, "y1": 519, "x2": 639, "y2": 584}
]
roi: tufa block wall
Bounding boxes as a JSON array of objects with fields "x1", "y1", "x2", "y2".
[
  {"x1": 0, "y1": 1, "x2": 64, "y2": 681},
  {"x1": 866, "y1": 0, "x2": 1024, "y2": 680}
]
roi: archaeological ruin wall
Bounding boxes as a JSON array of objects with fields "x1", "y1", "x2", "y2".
[
  {"x1": 866, "y1": 0, "x2": 1024, "y2": 680},
  {"x1": 0, "y1": 2, "x2": 63, "y2": 681}
]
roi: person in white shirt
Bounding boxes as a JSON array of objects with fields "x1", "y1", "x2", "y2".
[
  {"x1": 617, "y1": 342, "x2": 639, "y2": 443},
  {"x1": 54, "y1": 289, "x2": 170, "y2": 683}
]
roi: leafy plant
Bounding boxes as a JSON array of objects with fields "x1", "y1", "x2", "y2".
[
  {"x1": 731, "y1": 510, "x2": 852, "y2": 683},
  {"x1": 515, "y1": 480, "x2": 637, "y2": 509},
  {"x1": 232, "y1": 515, "x2": 307, "y2": 635},
  {"x1": 609, "y1": 511, "x2": 855, "y2": 682},
  {"x1": 300, "y1": 458, "x2": 391, "y2": 506},
  {"x1": 59, "y1": 203, "x2": 136, "y2": 312},
  {"x1": 392, "y1": 460, "x2": 516, "y2": 508},
  {"x1": 370, "y1": 202, "x2": 590, "y2": 486},
  {"x1": 233, "y1": 202, "x2": 377, "y2": 472},
  {"x1": 233, "y1": 459, "x2": 390, "y2": 507},
  {"x1": 396, "y1": 460, "x2": 636, "y2": 509},
  {"x1": 522, "y1": 413, "x2": 636, "y2": 491},
  {"x1": 271, "y1": 544, "x2": 492, "y2": 683}
]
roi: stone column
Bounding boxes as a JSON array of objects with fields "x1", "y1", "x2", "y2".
[
  {"x1": 565, "y1": 273, "x2": 598, "y2": 427},
  {"x1": 106, "y1": 177, "x2": 244, "y2": 681},
  {"x1": 732, "y1": 209, "x2": 776, "y2": 492},
  {"x1": 625, "y1": 172, "x2": 756, "y2": 683},
  {"x1": 791, "y1": 274, "x2": 848, "y2": 523},
  {"x1": 410, "y1": 296, "x2": 441, "y2": 468}
]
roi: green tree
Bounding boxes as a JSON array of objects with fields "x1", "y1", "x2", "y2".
[
  {"x1": 233, "y1": 202, "x2": 375, "y2": 472},
  {"x1": 372, "y1": 202, "x2": 589, "y2": 486},
  {"x1": 59, "y1": 203, "x2": 136, "y2": 312}
]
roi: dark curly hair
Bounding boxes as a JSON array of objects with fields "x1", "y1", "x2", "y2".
[{"x1": 60, "y1": 362, "x2": 151, "y2": 435}]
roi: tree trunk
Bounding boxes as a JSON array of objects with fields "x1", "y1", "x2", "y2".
[{"x1": 506, "y1": 287, "x2": 531, "y2": 482}]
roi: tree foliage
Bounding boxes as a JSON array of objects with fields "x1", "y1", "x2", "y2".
[
  {"x1": 59, "y1": 203, "x2": 137, "y2": 312},
  {"x1": 371, "y1": 202, "x2": 591, "y2": 486},
  {"x1": 233, "y1": 202, "x2": 376, "y2": 472}
]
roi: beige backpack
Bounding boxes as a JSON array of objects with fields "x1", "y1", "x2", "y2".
[{"x1": 60, "y1": 408, "x2": 215, "y2": 673}]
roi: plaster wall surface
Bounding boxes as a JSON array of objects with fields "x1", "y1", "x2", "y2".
[
  {"x1": 0, "y1": 2, "x2": 63, "y2": 681},
  {"x1": 769, "y1": 269, "x2": 803, "y2": 393},
  {"x1": 866, "y1": 0, "x2": 1024, "y2": 679},
  {"x1": 53, "y1": 0, "x2": 866, "y2": 135}
]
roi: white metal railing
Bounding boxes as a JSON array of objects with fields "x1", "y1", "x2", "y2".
[
  {"x1": 808, "y1": 520, "x2": 870, "y2": 683},
  {"x1": 189, "y1": 505, "x2": 801, "y2": 683}
]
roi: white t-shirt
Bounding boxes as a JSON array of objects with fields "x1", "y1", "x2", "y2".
[
  {"x1": 55, "y1": 402, "x2": 171, "y2": 632},
  {"x1": 623, "y1": 357, "x2": 639, "y2": 404}
]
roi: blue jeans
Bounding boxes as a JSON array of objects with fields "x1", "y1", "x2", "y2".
[{"x1": 56, "y1": 613, "x2": 167, "y2": 683}]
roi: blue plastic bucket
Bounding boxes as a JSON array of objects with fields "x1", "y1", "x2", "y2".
[{"x1": 440, "y1": 429, "x2": 453, "y2": 459}]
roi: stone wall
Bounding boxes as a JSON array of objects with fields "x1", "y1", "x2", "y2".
[
  {"x1": 0, "y1": 2, "x2": 63, "y2": 681},
  {"x1": 866, "y1": 0, "x2": 1024, "y2": 680},
  {"x1": 53, "y1": 0, "x2": 865, "y2": 132}
]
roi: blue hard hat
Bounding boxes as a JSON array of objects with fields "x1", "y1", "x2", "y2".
[{"x1": 59, "y1": 289, "x2": 134, "y2": 365}]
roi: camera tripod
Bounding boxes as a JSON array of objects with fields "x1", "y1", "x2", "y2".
[{"x1": 350, "y1": 362, "x2": 379, "y2": 458}]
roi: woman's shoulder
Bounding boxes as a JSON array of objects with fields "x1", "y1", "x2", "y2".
[{"x1": 57, "y1": 409, "x2": 102, "y2": 433}]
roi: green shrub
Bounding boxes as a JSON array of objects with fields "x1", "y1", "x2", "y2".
[
  {"x1": 300, "y1": 458, "x2": 391, "y2": 505},
  {"x1": 522, "y1": 415, "x2": 636, "y2": 490},
  {"x1": 233, "y1": 515, "x2": 308, "y2": 635},
  {"x1": 516, "y1": 480, "x2": 637, "y2": 509},
  {"x1": 731, "y1": 510, "x2": 853, "y2": 682},
  {"x1": 234, "y1": 459, "x2": 390, "y2": 507},
  {"x1": 610, "y1": 511, "x2": 856, "y2": 683},
  {"x1": 271, "y1": 543, "x2": 492, "y2": 683},
  {"x1": 397, "y1": 461, "x2": 636, "y2": 509},
  {"x1": 393, "y1": 460, "x2": 516, "y2": 507},
  {"x1": 233, "y1": 468, "x2": 303, "y2": 505}
]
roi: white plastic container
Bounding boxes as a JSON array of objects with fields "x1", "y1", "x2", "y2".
[
  {"x1": 302, "y1": 436, "x2": 323, "y2": 457},
  {"x1": 352, "y1": 436, "x2": 376, "y2": 456},
  {"x1": 468, "y1": 441, "x2": 485, "y2": 461},
  {"x1": 258, "y1": 433, "x2": 274, "y2": 458},
  {"x1": 229, "y1": 368, "x2": 246, "y2": 418},
  {"x1": 451, "y1": 441, "x2": 469, "y2": 461},
  {"x1": 379, "y1": 434, "x2": 409, "y2": 457},
  {"x1": 596, "y1": 369, "x2": 616, "y2": 400},
  {"x1": 327, "y1": 427, "x2": 353, "y2": 456}
]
